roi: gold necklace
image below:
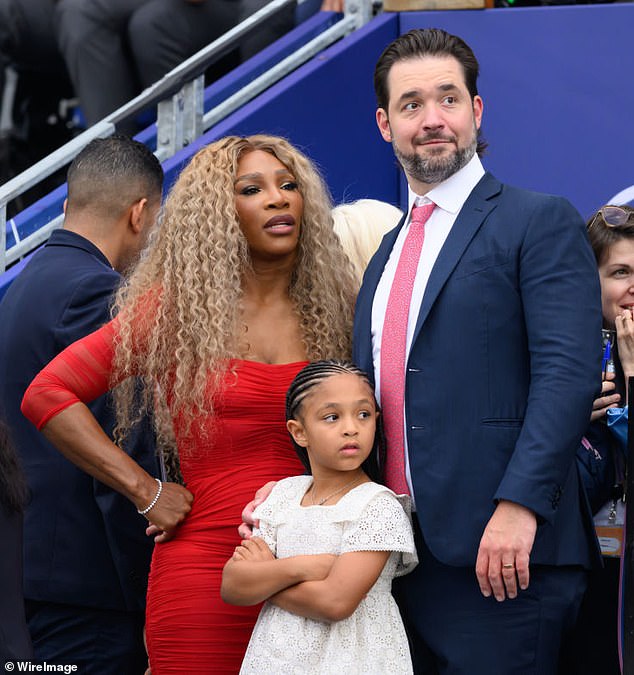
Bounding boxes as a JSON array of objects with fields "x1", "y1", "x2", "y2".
[{"x1": 310, "y1": 476, "x2": 363, "y2": 506}]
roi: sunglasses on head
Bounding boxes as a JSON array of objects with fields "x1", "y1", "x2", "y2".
[{"x1": 589, "y1": 205, "x2": 634, "y2": 230}]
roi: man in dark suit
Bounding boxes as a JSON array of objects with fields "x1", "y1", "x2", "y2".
[
  {"x1": 0, "y1": 136, "x2": 163, "y2": 673},
  {"x1": 352, "y1": 29, "x2": 602, "y2": 674}
]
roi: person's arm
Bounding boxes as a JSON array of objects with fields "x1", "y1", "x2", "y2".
[
  {"x1": 21, "y1": 321, "x2": 193, "y2": 540},
  {"x1": 269, "y1": 549, "x2": 390, "y2": 622},
  {"x1": 221, "y1": 537, "x2": 336, "y2": 606},
  {"x1": 477, "y1": 196, "x2": 602, "y2": 601},
  {"x1": 270, "y1": 491, "x2": 410, "y2": 621}
]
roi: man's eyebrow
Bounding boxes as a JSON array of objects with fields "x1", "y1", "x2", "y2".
[
  {"x1": 396, "y1": 83, "x2": 460, "y2": 105},
  {"x1": 397, "y1": 89, "x2": 422, "y2": 104},
  {"x1": 437, "y1": 82, "x2": 460, "y2": 93}
]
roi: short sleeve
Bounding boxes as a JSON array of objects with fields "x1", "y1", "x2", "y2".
[{"x1": 341, "y1": 492, "x2": 417, "y2": 573}]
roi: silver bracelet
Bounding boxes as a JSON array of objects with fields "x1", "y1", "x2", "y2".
[{"x1": 138, "y1": 478, "x2": 162, "y2": 516}]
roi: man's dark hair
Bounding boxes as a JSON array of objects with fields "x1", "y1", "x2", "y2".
[
  {"x1": 66, "y1": 135, "x2": 164, "y2": 217},
  {"x1": 374, "y1": 28, "x2": 487, "y2": 155}
]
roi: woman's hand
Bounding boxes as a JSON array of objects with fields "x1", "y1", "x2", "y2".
[
  {"x1": 616, "y1": 308, "x2": 634, "y2": 381},
  {"x1": 139, "y1": 481, "x2": 193, "y2": 543},
  {"x1": 591, "y1": 372, "x2": 620, "y2": 422}
]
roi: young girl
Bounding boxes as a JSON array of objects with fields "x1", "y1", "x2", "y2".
[{"x1": 221, "y1": 360, "x2": 417, "y2": 674}]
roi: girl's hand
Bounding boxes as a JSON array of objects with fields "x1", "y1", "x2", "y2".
[
  {"x1": 232, "y1": 537, "x2": 274, "y2": 562},
  {"x1": 230, "y1": 541, "x2": 335, "y2": 581},
  {"x1": 616, "y1": 308, "x2": 634, "y2": 380},
  {"x1": 591, "y1": 373, "x2": 620, "y2": 422}
]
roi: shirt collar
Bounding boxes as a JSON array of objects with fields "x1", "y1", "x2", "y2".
[{"x1": 407, "y1": 154, "x2": 485, "y2": 216}]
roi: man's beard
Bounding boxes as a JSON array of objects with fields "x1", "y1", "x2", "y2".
[{"x1": 393, "y1": 126, "x2": 478, "y2": 186}]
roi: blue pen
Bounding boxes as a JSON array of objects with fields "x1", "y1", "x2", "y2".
[{"x1": 602, "y1": 340, "x2": 611, "y2": 379}]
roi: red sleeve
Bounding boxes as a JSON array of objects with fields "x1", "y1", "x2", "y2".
[{"x1": 21, "y1": 319, "x2": 119, "y2": 430}]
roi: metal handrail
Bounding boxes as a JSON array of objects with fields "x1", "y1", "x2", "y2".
[
  {"x1": 107, "y1": 0, "x2": 298, "y2": 128},
  {"x1": 202, "y1": 15, "x2": 357, "y2": 132}
]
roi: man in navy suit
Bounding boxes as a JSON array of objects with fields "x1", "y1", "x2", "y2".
[
  {"x1": 352, "y1": 29, "x2": 602, "y2": 674},
  {"x1": 0, "y1": 136, "x2": 163, "y2": 673}
]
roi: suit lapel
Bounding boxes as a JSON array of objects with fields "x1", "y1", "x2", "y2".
[{"x1": 411, "y1": 173, "x2": 502, "y2": 346}]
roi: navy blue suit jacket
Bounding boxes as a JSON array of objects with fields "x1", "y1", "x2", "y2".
[
  {"x1": 0, "y1": 229, "x2": 157, "y2": 611},
  {"x1": 353, "y1": 173, "x2": 602, "y2": 569}
]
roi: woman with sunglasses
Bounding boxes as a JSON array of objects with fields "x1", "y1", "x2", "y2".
[{"x1": 562, "y1": 204, "x2": 634, "y2": 675}]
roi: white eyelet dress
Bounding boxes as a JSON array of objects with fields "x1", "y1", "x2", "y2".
[{"x1": 240, "y1": 476, "x2": 418, "y2": 675}]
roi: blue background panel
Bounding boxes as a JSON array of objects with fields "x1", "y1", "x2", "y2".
[
  {"x1": 163, "y1": 13, "x2": 401, "y2": 207},
  {"x1": 399, "y1": 5, "x2": 634, "y2": 218}
]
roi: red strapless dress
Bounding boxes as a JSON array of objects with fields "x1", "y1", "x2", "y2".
[
  {"x1": 145, "y1": 359, "x2": 305, "y2": 673},
  {"x1": 21, "y1": 322, "x2": 306, "y2": 674}
]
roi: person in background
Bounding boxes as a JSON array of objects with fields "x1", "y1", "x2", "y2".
[
  {"x1": 53, "y1": 0, "x2": 340, "y2": 130},
  {"x1": 562, "y1": 204, "x2": 634, "y2": 675},
  {"x1": 332, "y1": 198, "x2": 403, "y2": 285},
  {"x1": 21, "y1": 135, "x2": 357, "y2": 673},
  {"x1": 0, "y1": 135, "x2": 165, "y2": 674},
  {"x1": 0, "y1": 0, "x2": 76, "y2": 214},
  {"x1": 0, "y1": 418, "x2": 32, "y2": 665}
]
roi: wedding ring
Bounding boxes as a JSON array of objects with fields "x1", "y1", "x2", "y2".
[{"x1": 502, "y1": 563, "x2": 515, "y2": 569}]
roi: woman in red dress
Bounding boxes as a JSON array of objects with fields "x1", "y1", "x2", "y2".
[{"x1": 21, "y1": 135, "x2": 357, "y2": 674}]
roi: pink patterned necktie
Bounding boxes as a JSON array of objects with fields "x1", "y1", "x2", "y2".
[{"x1": 380, "y1": 202, "x2": 435, "y2": 495}]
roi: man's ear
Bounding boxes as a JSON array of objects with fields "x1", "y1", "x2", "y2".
[
  {"x1": 473, "y1": 95, "x2": 484, "y2": 130},
  {"x1": 376, "y1": 108, "x2": 391, "y2": 143},
  {"x1": 129, "y1": 197, "x2": 149, "y2": 234},
  {"x1": 286, "y1": 419, "x2": 308, "y2": 447}
]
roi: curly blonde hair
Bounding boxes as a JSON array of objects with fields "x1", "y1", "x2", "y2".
[{"x1": 111, "y1": 135, "x2": 357, "y2": 453}]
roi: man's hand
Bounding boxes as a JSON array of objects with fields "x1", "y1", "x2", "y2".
[
  {"x1": 475, "y1": 500, "x2": 537, "y2": 601},
  {"x1": 141, "y1": 482, "x2": 193, "y2": 542},
  {"x1": 238, "y1": 481, "x2": 276, "y2": 539}
]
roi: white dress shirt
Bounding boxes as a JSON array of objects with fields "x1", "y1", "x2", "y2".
[{"x1": 371, "y1": 154, "x2": 485, "y2": 500}]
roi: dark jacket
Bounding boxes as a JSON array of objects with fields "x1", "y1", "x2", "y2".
[{"x1": 0, "y1": 229, "x2": 157, "y2": 611}]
